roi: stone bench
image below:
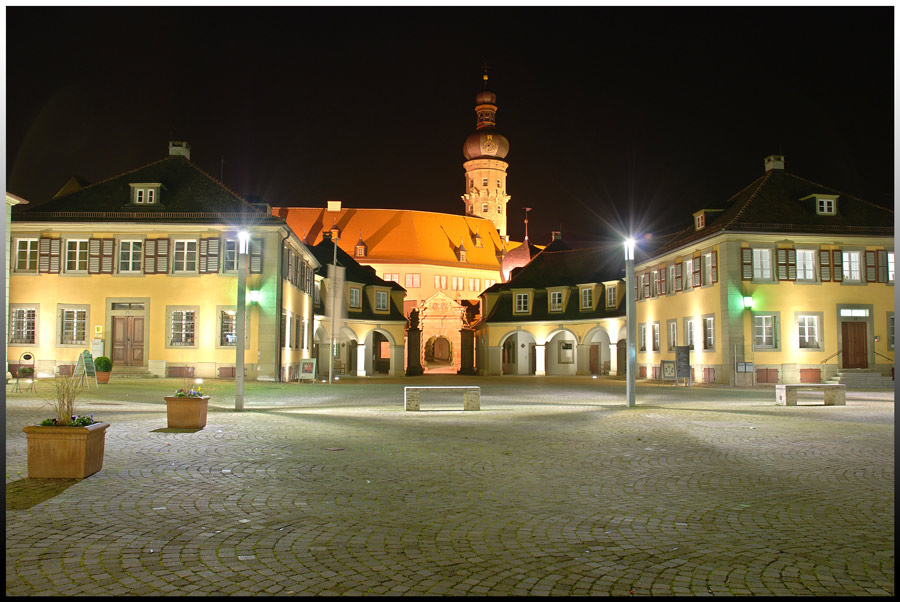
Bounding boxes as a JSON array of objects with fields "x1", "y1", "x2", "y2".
[
  {"x1": 404, "y1": 386, "x2": 480, "y2": 411},
  {"x1": 775, "y1": 383, "x2": 846, "y2": 406}
]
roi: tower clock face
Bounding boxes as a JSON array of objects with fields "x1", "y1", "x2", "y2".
[{"x1": 482, "y1": 135, "x2": 497, "y2": 153}]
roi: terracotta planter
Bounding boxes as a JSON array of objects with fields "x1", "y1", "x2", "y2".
[
  {"x1": 164, "y1": 396, "x2": 210, "y2": 429},
  {"x1": 96, "y1": 371, "x2": 111, "y2": 384},
  {"x1": 22, "y1": 422, "x2": 110, "y2": 479}
]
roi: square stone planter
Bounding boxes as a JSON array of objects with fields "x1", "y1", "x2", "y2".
[
  {"x1": 22, "y1": 422, "x2": 110, "y2": 479},
  {"x1": 164, "y1": 396, "x2": 209, "y2": 429}
]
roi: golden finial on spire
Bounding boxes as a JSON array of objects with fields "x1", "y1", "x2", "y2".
[{"x1": 482, "y1": 60, "x2": 490, "y2": 88}]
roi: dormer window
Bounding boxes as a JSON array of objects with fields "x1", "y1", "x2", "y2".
[
  {"x1": 473, "y1": 230, "x2": 483, "y2": 248},
  {"x1": 801, "y1": 193, "x2": 839, "y2": 216},
  {"x1": 694, "y1": 211, "x2": 705, "y2": 231},
  {"x1": 130, "y1": 183, "x2": 161, "y2": 205},
  {"x1": 458, "y1": 240, "x2": 468, "y2": 263}
]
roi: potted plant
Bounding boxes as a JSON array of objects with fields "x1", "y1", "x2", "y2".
[
  {"x1": 17, "y1": 365, "x2": 34, "y2": 379},
  {"x1": 164, "y1": 384, "x2": 210, "y2": 429},
  {"x1": 22, "y1": 375, "x2": 109, "y2": 479},
  {"x1": 93, "y1": 356, "x2": 113, "y2": 384}
]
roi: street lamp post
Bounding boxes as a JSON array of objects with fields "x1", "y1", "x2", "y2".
[
  {"x1": 328, "y1": 234, "x2": 339, "y2": 385},
  {"x1": 235, "y1": 230, "x2": 250, "y2": 411},
  {"x1": 624, "y1": 238, "x2": 636, "y2": 408}
]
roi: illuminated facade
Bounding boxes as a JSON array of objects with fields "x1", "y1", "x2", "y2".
[
  {"x1": 8, "y1": 143, "x2": 320, "y2": 381},
  {"x1": 475, "y1": 239, "x2": 627, "y2": 376},
  {"x1": 633, "y1": 155, "x2": 894, "y2": 385}
]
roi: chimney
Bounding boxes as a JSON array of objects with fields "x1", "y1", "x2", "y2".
[
  {"x1": 326, "y1": 199, "x2": 342, "y2": 212},
  {"x1": 764, "y1": 154, "x2": 785, "y2": 172},
  {"x1": 168, "y1": 141, "x2": 191, "y2": 160}
]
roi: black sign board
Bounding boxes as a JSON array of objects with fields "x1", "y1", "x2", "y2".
[{"x1": 675, "y1": 346, "x2": 691, "y2": 385}]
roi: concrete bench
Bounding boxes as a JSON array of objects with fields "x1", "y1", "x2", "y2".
[
  {"x1": 775, "y1": 383, "x2": 846, "y2": 406},
  {"x1": 404, "y1": 386, "x2": 480, "y2": 411}
]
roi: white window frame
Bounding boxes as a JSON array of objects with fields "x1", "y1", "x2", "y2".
[
  {"x1": 219, "y1": 309, "x2": 237, "y2": 347},
  {"x1": 375, "y1": 290, "x2": 389, "y2": 311},
  {"x1": 795, "y1": 249, "x2": 817, "y2": 282},
  {"x1": 15, "y1": 239, "x2": 39, "y2": 273},
  {"x1": 888, "y1": 252, "x2": 895, "y2": 282},
  {"x1": 702, "y1": 252, "x2": 713, "y2": 286},
  {"x1": 702, "y1": 315, "x2": 715, "y2": 351},
  {"x1": 9, "y1": 304, "x2": 38, "y2": 344},
  {"x1": 683, "y1": 258, "x2": 694, "y2": 289},
  {"x1": 667, "y1": 319, "x2": 677, "y2": 351},
  {"x1": 223, "y1": 239, "x2": 238, "y2": 272},
  {"x1": 58, "y1": 304, "x2": 89, "y2": 347},
  {"x1": 349, "y1": 286, "x2": 362, "y2": 309},
  {"x1": 606, "y1": 284, "x2": 617, "y2": 308},
  {"x1": 65, "y1": 239, "x2": 89, "y2": 273},
  {"x1": 468, "y1": 278, "x2": 481, "y2": 292},
  {"x1": 514, "y1": 292, "x2": 530, "y2": 314},
  {"x1": 684, "y1": 317, "x2": 695, "y2": 350},
  {"x1": 482, "y1": 177, "x2": 488, "y2": 187},
  {"x1": 168, "y1": 307, "x2": 197, "y2": 348},
  {"x1": 889, "y1": 313, "x2": 895, "y2": 351},
  {"x1": 383, "y1": 273, "x2": 399, "y2": 283},
  {"x1": 639, "y1": 323, "x2": 647, "y2": 352},
  {"x1": 651, "y1": 322, "x2": 660, "y2": 352},
  {"x1": 580, "y1": 287, "x2": 593, "y2": 310},
  {"x1": 816, "y1": 198, "x2": 835, "y2": 215},
  {"x1": 797, "y1": 313, "x2": 821, "y2": 350},
  {"x1": 842, "y1": 250, "x2": 861, "y2": 282},
  {"x1": 752, "y1": 248, "x2": 772, "y2": 280},
  {"x1": 752, "y1": 312, "x2": 780, "y2": 351},
  {"x1": 405, "y1": 273, "x2": 421, "y2": 288},
  {"x1": 435, "y1": 275, "x2": 447, "y2": 289},
  {"x1": 549, "y1": 290, "x2": 563, "y2": 312},
  {"x1": 482, "y1": 203, "x2": 489, "y2": 214},
  {"x1": 172, "y1": 239, "x2": 198, "y2": 273},
  {"x1": 118, "y1": 240, "x2": 144, "y2": 273}
]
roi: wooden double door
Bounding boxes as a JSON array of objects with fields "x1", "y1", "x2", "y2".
[
  {"x1": 841, "y1": 321, "x2": 868, "y2": 369},
  {"x1": 112, "y1": 315, "x2": 145, "y2": 366}
]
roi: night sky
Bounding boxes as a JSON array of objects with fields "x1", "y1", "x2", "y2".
[{"x1": 5, "y1": 6, "x2": 894, "y2": 247}]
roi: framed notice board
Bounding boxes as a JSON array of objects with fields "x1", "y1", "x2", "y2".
[
  {"x1": 675, "y1": 346, "x2": 692, "y2": 386},
  {"x1": 659, "y1": 360, "x2": 677, "y2": 385}
]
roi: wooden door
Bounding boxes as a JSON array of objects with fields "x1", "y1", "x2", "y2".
[
  {"x1": 842, "y1": 322, "x2": 868, "y2": 369},
  {"x1": 589, "y1": 345, "x2": 599, "y2": 375},
  {"x1": 112, "y1": 316, "x2": 145, "y2": 366}
]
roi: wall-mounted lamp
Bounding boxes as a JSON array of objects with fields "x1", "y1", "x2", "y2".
[
  {"x1": 743, "y1": 296, "x2": 754, "y2": 309},
  {"x1": 249, "y1": 290, "x2": 261, "y2": 303}
]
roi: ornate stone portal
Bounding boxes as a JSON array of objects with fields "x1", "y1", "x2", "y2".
[{"x1": 418, "y1": 292, "x2": 466, "y2": 373}]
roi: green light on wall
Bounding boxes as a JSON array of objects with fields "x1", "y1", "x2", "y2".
[{"x1": 743, "y1": 296, "x2": 754, "y2": 309}]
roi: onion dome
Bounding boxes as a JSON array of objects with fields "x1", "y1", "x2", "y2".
[{"x1": 462, "y1": 71, "x2": 509, "y2": 160}]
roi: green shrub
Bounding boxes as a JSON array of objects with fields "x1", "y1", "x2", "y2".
[
  {"x1": 17, "y1": 366, "x2": 34, "y2": 377},
  {"x1": 93, "y1": 356, "x2": 113, "y2": 372}
]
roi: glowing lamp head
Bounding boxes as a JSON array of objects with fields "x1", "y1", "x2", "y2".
[
  {"x1": 248, "y1": 289, "x2": 261, "y2": 303},
  {"x1": 743, "y1": 296, "x2": 754, "y2": 309},
  {"x1": 238, "y1": 230, "x2": 250, "y2": 254},
  {"x1": 624, "y1": 238, "x2": 636, "y2": 260}
]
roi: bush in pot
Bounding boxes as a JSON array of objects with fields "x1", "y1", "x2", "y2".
[
  {"x1": 93, "y1": 356, "x2": 113, "y2": 384},
  {"x1": 165, "y1": 384, "x2": 210, "y2": 429},
  {"x1": 17, "y1": 365, "x2": 34, "y2": 378}
]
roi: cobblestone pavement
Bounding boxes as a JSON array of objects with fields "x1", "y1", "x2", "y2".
[{"x1": 5, "y1": 376, "x2": 894, "y2": 596}]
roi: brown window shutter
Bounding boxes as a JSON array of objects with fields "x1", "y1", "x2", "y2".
[
  {"x1": 877, "y1": 250, "x2": 888, "y2": 282},
  {"x1": 865, "y1": 250, "x2": 877, "y2": 282},
  {"x1": 643, "y1": 272, "x2": 650, "y2": 299},
  {"x1": 101, "y1": 239, "x2": 114, "y2": 274},
  {"x1": 832, "y1": 250, "x2": 843, "y2": 282},
  {"x1": 48, "y1": 238, "x2": 61, "y2": 273},
  {"x1": 786, "y1": 249, "x2": 796, "y2": 281},
  {"x1": 711, "y1": 250, "x2": 718, "y2": 283},
  {"x1": 199, "y1": 238, "x2": 209, "y2": 274},
  {"x1": 741, "y1": 248, "x2": 753, "y2": 281},
  {"x1": 692, "y1": 255, "x2": 701, "y2": 288},
  {"x1": 144, "y1": 239, "x2": 157, "y2": 274},
  {"x1": 818, "y1": 249, "x2": 831, "y2": 281},
  {"x1": 207, "y1": 238, "x2": 220, "y2": 274},
  {"x1": 88, "y1": 238, "x2": 102, "y2": 274},
  {"x1": 674, "y1": 262, "x2": 683, "y2": 291},
  {"x1": 249, "y1": 237, "x2": 263, "y2": 274},
  {"x1": 38, "y1": 237, "x2": 52, "y2": 273},
  {"x1": 659, "y1": 266, "x2": 666, "y2": 295},
  {"x1": 776, "y1": 248, "x2": 788, "y2": 280},
  {"x1": 155, "y1": 238, "x2": 170, "y2": 274}
]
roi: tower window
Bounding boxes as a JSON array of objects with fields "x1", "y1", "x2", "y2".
[
  {"x1": 497, "y1": 205, "x2": 502, "y2": 214},
  {"x1": 496, "y1": 179, "x2": 501, "y2": 188},
  {"x1": 482, "y1": 177, "x2": 488, "y2": 187},
  {"x1": 482, "y1": 203, "x2": 488, "y2": 213}
]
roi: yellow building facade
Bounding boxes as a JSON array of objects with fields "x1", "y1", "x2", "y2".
[{"x1": 634, "y1": 155, "x2": 894, "y2": 385}]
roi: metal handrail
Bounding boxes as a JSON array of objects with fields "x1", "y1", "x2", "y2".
[
  {"x1": 874, "y1": 351, "x2": 894, "y2": 363},
  {"x1": 819, "y1": 349, "x2": 841, "y2": 365}
]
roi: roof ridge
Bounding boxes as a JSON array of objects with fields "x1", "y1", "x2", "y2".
[
  {"x1": 54, "y1": 155, "x2": 172, "y2": 198},
  {"x1": 786, "y1": 172, "x2": 894, "y2": 213},
  {"x1": 722, "y1": 171, "x2": 770, "y2": 229}
]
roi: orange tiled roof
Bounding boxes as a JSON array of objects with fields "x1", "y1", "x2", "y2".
[{"x1": 276, "y1": 207, "x2": 508, "y2": 269}]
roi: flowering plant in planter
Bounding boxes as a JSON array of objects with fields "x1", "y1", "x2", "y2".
[
  {"x1": 172, "y1": 385, "x2": 204, "y2": 398},
  {"x1": 40, "y1": 374, "x2": 97, "y2": 426}
]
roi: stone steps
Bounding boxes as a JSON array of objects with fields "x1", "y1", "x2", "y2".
[{"x1": 827, "y1": 371, "x2": 894, "y2": 390}]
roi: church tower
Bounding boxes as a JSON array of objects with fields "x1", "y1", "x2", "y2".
[{"x1": 461, "y1": 70, "x2": 511, "y2": 239}]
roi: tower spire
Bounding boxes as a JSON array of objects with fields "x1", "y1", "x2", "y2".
[
  {"x1": 523, "y1": 207, "x2": 532, "y2": 242},
  {"x1": 482, "y1": 60, "x2": 490, "y2": 89}
]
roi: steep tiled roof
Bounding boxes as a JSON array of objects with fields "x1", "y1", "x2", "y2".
[
  {"x1": 481, "y1": 244, "x2": 625, "y2": 323},
  {"x1": 655, "y1": 168, "x2": 894, "y2": 256},
  {"x1": 275, "y1": 206, "x2": 507, "y2": 270},
  {"x1": 14, "y1": 156, "x2": 272, "y2": 223}
]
